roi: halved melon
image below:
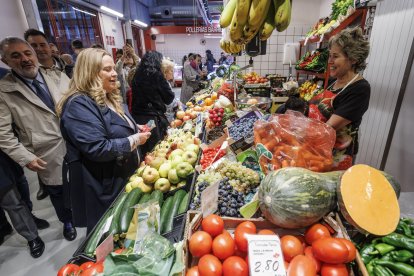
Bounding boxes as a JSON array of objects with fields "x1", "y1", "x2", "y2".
[{"x1": 338, "y1": 164, "x2": 400, "y2": 236}]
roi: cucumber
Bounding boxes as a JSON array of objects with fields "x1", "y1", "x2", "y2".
[
  {"x1": 138, "y1": 193, "x2": 152, "y2": 204},
  {"x1": 160, "y1": 196, "x2": 174, "y2": 234},
  {"x1": 108, "y1": 192, "x2": 129, "y2": 236},
  {"x1": 163, "y1": 190, "x2": 187, "y2": 234},
  {"x1": 119, "y1": 188, "x2": 143, "y2": 233},
  {"x1": 177, "y1": 192, "x2": 189, "y2": 215},
  {"x1": 151, "y1": 190, "x2": 164, "y2": 207},
  {"x1": 84, "y1": 206, "x2": 114, "y2": 256}
]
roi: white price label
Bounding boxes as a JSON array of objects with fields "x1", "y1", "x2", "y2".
[
  {"x1": 201, "y1": 181, "x2": 219, "y2": 217},
  {"x1": 100, "y1": 214, "x2": 113, "y2": 238},
  {"x1": 247, "y1": 235, "x2": 286, "y2": 276}
]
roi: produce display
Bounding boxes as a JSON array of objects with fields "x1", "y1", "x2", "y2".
[
  {"x1": 200, "y1": 146, "x2": 226, "y2": 170},
  {"x1": 298, "y1": 80, "x2": 323, "y2": 101},
  {"x1": 228, "y1": 111, "x2": 261, "y2": 141},
  {"x1": 295, "y1": 48, "x2": 329, "y2": 73}
]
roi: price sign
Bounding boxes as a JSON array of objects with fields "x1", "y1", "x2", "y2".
[
  {"x1": 201, "y1": 181, "x2": 219, "y2": 217},
  {"x1": 247, "y1": 235, "x2": 286, "y2": 276},
  {"x1": 195, "y1": 113, "x2": 203, "y2": 138}
]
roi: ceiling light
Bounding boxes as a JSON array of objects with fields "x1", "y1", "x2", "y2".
[
  {"x1": 134, "y1": 20, "x2": 148, "y2": 28},
  {"x1": 72, "y1": 7, "x2": 96, "y2": 17},
  {"x1": 100, "y1": 6, "x2": 123, "y2": 18}
]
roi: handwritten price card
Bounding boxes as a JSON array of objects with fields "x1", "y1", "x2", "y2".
[{"x1": 247, "y1": 234, "x2": 286, "y2": 276}]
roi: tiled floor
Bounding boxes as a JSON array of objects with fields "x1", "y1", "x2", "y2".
[{"x1": 0, "y1": 88, "x2": 182, "y2": 276}]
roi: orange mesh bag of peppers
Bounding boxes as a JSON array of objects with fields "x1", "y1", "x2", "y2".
[{"x1": 254, "y1": 110, "x2": 336, "y2": 174}]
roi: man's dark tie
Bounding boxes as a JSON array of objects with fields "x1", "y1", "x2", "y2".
[{"x1": 32, "y1": 79, "x2": 55, "y2": 112}]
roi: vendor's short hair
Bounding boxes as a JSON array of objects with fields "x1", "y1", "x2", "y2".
[{"x1": 71, "y1": 39, "x2": 84, "y2": 49}]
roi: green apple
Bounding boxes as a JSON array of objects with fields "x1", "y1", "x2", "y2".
[
  {"x1": 148, "y1": 157, "x2": 166, "y2": 170},
  {"x1": 125, "y1": 182, "x2": 133, "y2": 193},
  {"x1": 176, "y1": 162, "x2": 194, "y2": 178},
  {"x1": 137, "y1": 181, "x2": 153, "y2": 193},
  {"x1": 136, "y1": 165, "x2": 147, "y2": 177},
  {"x1": 154, "y1": 178, "x2": 171, "y2": 193},
  {"x1": 168, "y1": 149, "x2": 184, "y2": 160},
  {"x1": 158, "y1": 161, "x2": 172, "y2": 178},
  {"x1": 168, "y1": 168, "x2": 180, "y2": 184},
  {"x1": 142, "y1": 167, "x2": 160, "y2": 185},
  {"x1": 182, "y1": 150, "x2": 198, "y2": 166},
  {"x1": 177, "y1": 180, "x2": 187, "y2": 188},
  {"x1": 130, "y1": 176, "x2": 144, "y2": 189},
  {"x1": 185, "y1": 144, "x2": 200, "y2": 154},
  {"x1": 171, "y1": 155, "x2": 184, "y2": 168}
]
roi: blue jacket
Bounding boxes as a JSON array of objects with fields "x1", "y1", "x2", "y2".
[{"x1": 60, "y1": 94, "x2": 138, "y2": 230}]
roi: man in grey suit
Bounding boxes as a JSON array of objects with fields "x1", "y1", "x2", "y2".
[{"x1": 0, "y1": 37, "x2": 76, "y2": 242}]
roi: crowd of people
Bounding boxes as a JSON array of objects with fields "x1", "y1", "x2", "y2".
[
  {"x1": 0, "y1": 26, "x2": 370, "y2": 259},
  {"x1": 0, "y1": 29, "x2": 179, "y2": 258}
]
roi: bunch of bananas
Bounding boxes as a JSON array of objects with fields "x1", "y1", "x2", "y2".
[
  {"x1": 219, "y1": 39, "x2": 244, "y2": 54},
  {"x1": 219, "y1": 0, "x2": 293, "y2": 51}
]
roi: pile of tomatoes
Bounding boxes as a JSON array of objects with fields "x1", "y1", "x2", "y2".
[
  {"x1": 200, "y1": 146, "x2": 226, "y2": 169},
  {"x1": 186, "y1": 217, "x2": 356, "y2": 276},
  {"x1": 57, "y1": 261, "x2": 104, "y2": 276}
]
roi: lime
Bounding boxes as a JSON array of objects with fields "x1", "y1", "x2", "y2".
[{"x1": 240, "y1": 199, "x2": 260, "y2": 218}]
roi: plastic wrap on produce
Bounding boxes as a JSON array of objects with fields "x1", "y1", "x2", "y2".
[{"x1": 253, "y1": 110, "x2": 336, "y2": 173}]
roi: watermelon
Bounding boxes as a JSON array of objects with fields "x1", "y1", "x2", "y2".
[{"x1": 258, "y1": 168, "x2": 340, "y2": 229}]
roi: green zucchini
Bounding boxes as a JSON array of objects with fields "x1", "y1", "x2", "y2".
[
  {"x1": 119, "y1": 188, "x2": 143, "y2": 233},
  {"x1": 138, "y1": 193, "x2": 152, "y2": 204},
  {"x1": 151, "y1": 190, "x2": 164, "y2": 207},
  {"x1": 160, "y1": 196, "x2": 174, "y2": 234},
  {"x1": 163, "y1": 190, "x2": 187, "y2": 234},
  {"x1": 84, "y1": 206, "x2": 114, "y2": 256},
  {"x1": 108, "y1": 192, "x2": 129, "y2": 236},
  {"x1": 177, "y1": 192, "x2": 189, "y2": 215}
]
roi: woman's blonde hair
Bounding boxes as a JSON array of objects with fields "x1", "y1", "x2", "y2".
[
  {"x1": 161, "y1": 58, "x2": 175, "y2": 78},
  {"x1": 56, "y1": 48, "x2": 124, "y2": 116}
]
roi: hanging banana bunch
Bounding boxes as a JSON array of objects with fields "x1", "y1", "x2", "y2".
[{"x1": 219, "y1": 0, "x2": 293, "y2": 48}]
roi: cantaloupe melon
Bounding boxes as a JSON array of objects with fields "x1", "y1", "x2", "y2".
[{"x1": 338, "y1": 164, "x2": 400, "y2": 236}]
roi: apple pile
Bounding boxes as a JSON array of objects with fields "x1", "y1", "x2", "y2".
[
  {"x1": 243, "y1": 72, "x2": 269, "y2": 84},
  {"x1": 126, "y1": 131, "x2": 201, "y2": 193},
  {"x1": 208, "y1": 107, "x2": 224, "y2": 127}
]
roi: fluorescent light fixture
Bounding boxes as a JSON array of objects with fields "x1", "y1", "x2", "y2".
[
  {"x1": 134, "y1": 20, "x2": 148, "y2": 28},
  {"x1": 100, "y1": 6, "x2": 123, "y2": 18},
  {"x1": 72, "y1": 7, "x2": 96, "y2": 17}
]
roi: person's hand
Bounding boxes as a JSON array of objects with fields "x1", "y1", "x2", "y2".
[
  {"x1": 137, "y1": 124, "x2": 146, "y2": 131},
  {"x1": 26, "y1": 158, "x2": 47, "y2": 172},
  {"x1": 137, "y1": 132, "x2": 151, "y2": 145}
]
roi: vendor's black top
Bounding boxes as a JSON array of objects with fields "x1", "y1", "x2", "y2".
[{"x1": 332, "y1": 79, "x2": 370, "y2": 155}]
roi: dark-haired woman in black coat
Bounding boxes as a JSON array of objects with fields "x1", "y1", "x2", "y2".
[{"x1": 131, "y1": 51, "x2": 175, "y2": 156}]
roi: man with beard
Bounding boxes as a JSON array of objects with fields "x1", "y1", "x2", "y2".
[{"x1": 0, "y1": 37, "x2": 76, "y2": 244}]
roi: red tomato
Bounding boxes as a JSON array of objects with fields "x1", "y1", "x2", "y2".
[
  {"x1": 236, "y1": 221, "x2": 257, "y2": 232},
  {"x1": 337, "y1": 238, "x2": 356, "y2": 263},
  {"x1": 79, "y1": 261, "x2": 95, "y2": 272},
  {"x1": 222, "y1": 229, "x2": 232, "y2": 238},
  {"x1": 321, "y1": 263, "x2": 349, "y2": 276},
  {"x1": 234, "y1": 226, "x2": 255, "y2": 252},
  {"x1": 202, "y1": 214, "x2": 224, "y2": 237},
  {"x1": 212, "y1": 233, "x2": 235, "y2": 260},
  {"x1": 281, "y1": 235, "x2": 304, "y2": 262},
  {"x1": 305, "y1": 224, "x2": 331, "y2": 245},
  {"x1": 189, "y1": 231, "x2": 212, "y2": 257},
  {"x1": 257, "y1": 229, "x2": 276, "y2": 235},
  {"x1": 304, "y1": 246, "x2": 321, "y2": 273},
  {"x1": 223, "y1": 256, "x2": 248, "y2": 276},
  {"x1": 186, "y1": 266, "x2": 200, "y2": 276},
  {"x1": 287, "y1": 255, "x2": 317, "y2": 276},
  {"x1": 198, "y1": 254, "x2": 222, "y2": 276},
  {"x1": 312, "y1": 238, "x2": 349, "y2": 264},
  {"x1": 81, "y1": 262, "x2": 104, "y2": 276},
  {"x1": 57, "y1": 264, "x2": 80, "y2": 276}
]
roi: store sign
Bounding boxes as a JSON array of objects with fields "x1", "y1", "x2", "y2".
[
  {"x1": 185, "y1": 26, "x2": 221, "y2": 33},
  {"x1": 247, "y1": 235, "x2": 286, "y2": 276}
]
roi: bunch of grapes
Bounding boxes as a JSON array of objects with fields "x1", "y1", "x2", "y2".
[
  {"x1": 218, "y1": 178, "x2": 244, "y2": 217},
  {"x1": 216, "y1": 160, "x2": 261, "y2": 193},
  {"x1": 189, "y1": 181, "x2": 209, "y2": 210},
  {"x1": 208, "y1": 107, "x2": 224, "y2": 127}
]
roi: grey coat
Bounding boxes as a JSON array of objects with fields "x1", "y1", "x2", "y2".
[
  {"x1": 0, "y1": 68, "x2": 70, "y2": 185},
  {"x1": 180, "y1": 63, "x2": 200, "y2": 103}
]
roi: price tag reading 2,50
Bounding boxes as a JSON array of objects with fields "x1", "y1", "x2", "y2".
[{"x1": 247, "y1": 234, "x2": 287, "y2": 276}]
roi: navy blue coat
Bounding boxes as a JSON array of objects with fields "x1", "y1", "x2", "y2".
[
  {"x1": 0, "y1": 150, "x2": 23, "y2": 197},
  {"x1": 60, "y1": 94, "x2": 139, "y2": 231}
]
